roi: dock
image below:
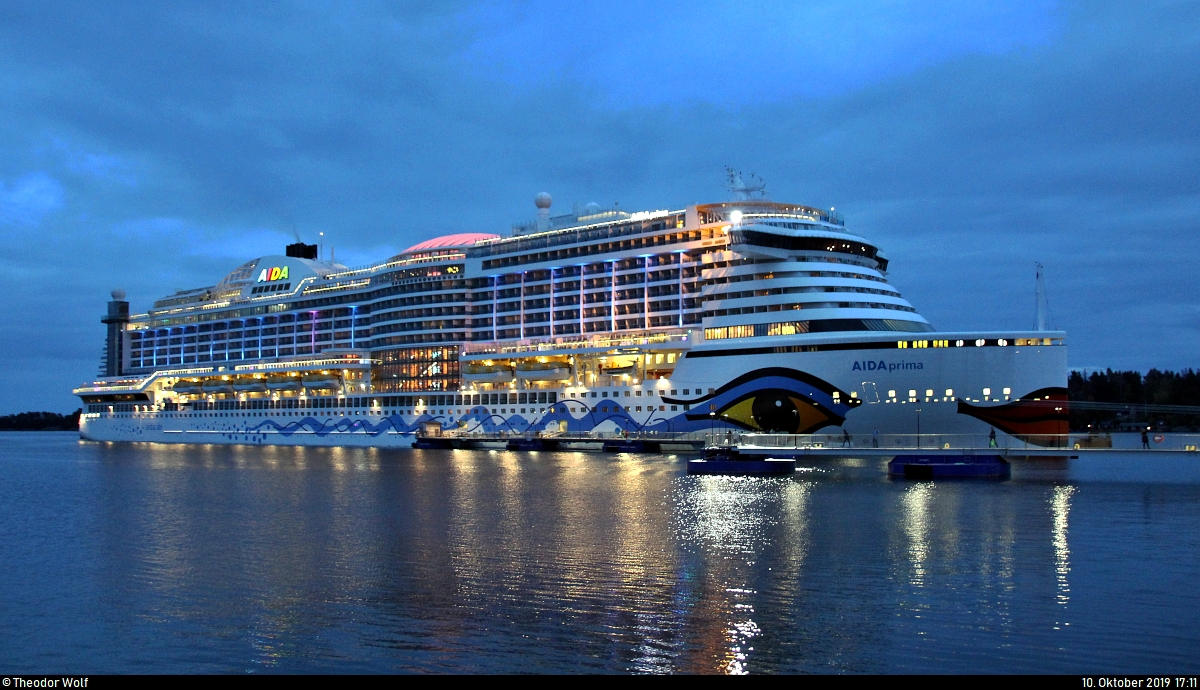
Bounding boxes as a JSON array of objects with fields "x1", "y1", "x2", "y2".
[
  {"x1": 413, "y1": 430, "x2": 1200, "y2": 457},
  {"x1": 412, "y1": 432, "x2": 707, "y2": 452}
]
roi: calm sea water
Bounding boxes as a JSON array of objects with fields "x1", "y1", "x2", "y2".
[{"x1": 2, "y1": 432, "x2": 1198, "y2": 674}]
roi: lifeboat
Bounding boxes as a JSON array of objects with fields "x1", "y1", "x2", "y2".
[
  {"x1": 601, "y1": 364, "x2": 636, "y2": 376},
  {"x1": 171, "y1": 381, "x2": 203, "y2": 395},
  {"x1": 232, "y1": 378, "x2": 268, "y2": 393},
  {"x1": 302, "y1": 374, "x2": 342, "y2": 390},
  {"x1": 515, "y1": 361, "x2": 572, "y2": 381},
  {"x1": 266, "y1": 375, "x2": 303, "y2": 391},
  {"x1": 204, "y1": 381, "x2": 235, "y2": 395},
  {"x1": 462, "y1": 363, "x2": 515, "y2": 383}
]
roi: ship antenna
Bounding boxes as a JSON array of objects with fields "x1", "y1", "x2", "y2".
[
  {"x1": 1034, "y1": 262, "x2": 1051, "y2": 331},
  {"x1": 725, "y1": 166, "x2": 767, "y2": 200}
]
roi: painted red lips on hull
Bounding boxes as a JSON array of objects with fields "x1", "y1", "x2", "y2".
[{"x1": 957, "y1": 387, "x2": 1069, "y2": 447}]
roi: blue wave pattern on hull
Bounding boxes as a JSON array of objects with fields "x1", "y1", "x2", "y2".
[
  {"x1": 247, "y1": 416, "x2": 415, "y2": 437},
  {"x1": 224, "y1": 368, "x2": 861, "y2": 441}
]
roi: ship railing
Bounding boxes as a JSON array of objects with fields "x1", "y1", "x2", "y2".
[
  {"x1": 454, "y1": 429, "x2": 712, "y2": 441},
  {"x1": 717, "y1": 432, "x2": 1200, "y2": 452},
  {"x1": 233, "y1": 356, "x2": 377, "y2": 372},
  {"x1": 462, "y1": 330, "x2": 692, "y2": 357}
]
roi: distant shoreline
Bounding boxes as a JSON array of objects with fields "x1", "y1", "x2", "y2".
[{"x1": 0, "y1": 411, "x2": 80, "y2": 432}]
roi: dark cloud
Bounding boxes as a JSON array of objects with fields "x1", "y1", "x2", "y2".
[{"x1": 0, "y1": 0, "x2": 1196, "y2": 412}]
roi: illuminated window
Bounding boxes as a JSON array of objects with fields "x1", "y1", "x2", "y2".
[
  {"x1": 975, "y1": 339, "x2": 985, "y2": 347},
  {"x1": 925, "y1": 389, "x2": 933, "y2": 397},
  {"x1": 888, "y1": 390, "x2": 896, "y2": 398},
  {"x1": 983, "y1": 388, "x2": 991, "y2": 396},
  {"x1": 945, "y1": 389, "x2": 954, "y2": 397},
  {"x1": 908, "y1": 390, "x2": 917, "y2": 397},
  {"x1": 1003, "y1": 387, "x2": 1011, "y2": 395}
]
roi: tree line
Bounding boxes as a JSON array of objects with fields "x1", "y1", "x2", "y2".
[
  {"x1": 0, "y1": 410, "x2": 81, "y2": 431},
  {"x1": 1068, "y1": 369, "x2": 1200, "y2": 431}
]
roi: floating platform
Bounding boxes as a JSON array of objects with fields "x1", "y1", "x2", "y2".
[
  {"x1": 506, "y1": 437, "x2": 560, "y2": 451},
  {"x1": 411, "y1": 437, "x2": 457, "y2": 449},
  {"x1": 887, "y1": 454, "x2": 1011, "y2": 479},
  {"x1": 603, "y1": 439, "x2": 662, "y2": 453}
]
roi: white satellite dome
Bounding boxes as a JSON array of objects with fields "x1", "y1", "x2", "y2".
[{"x1": 535, "y1": 192, "x2": 552, "y2": 209}]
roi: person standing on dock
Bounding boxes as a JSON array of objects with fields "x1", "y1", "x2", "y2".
[
  {"x1": 1142, "y1": 428, "x2": 1150, "y2": 449},
  {"x1": 989, "y1": 427, "x2": 997, "y2": 448},
  {"x1": 872, "y1": 428, "x2": 879, "y2": 448},
  {"x1": 842, "y1": 429, "x2": 851, "y2": 447}
]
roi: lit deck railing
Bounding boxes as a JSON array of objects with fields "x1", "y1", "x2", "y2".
[{"x1": 462, "y1": 330, "x2": 693, "y2": 357}]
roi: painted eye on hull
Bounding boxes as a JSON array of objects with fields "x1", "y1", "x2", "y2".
[{"x1": 717, "y1": 388, "x2": 836, "y2": 434}]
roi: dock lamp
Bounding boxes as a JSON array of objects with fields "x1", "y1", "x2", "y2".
[{"x1": 915, "y1": 407, "x2": 922, "y2": 449}]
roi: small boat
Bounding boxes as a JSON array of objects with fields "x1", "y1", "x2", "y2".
[
  {"x1": 602, "y1": 364, "x2": 636, "y2": 376},
  {"x1": 687, "y1": 456, "x2": 796, "y2": 475},
  {"x1": 204, "y1": 381, "x2": 236, "y2": 395},
  {"x1": 232, "y1": 379, "x2": 268, "y2": 393},
  {"x1": 887, "y1": 454, "x2": 1010, "y2": 479},
  {"x1": 687, "y1": 447, "x2": 797, "y2": 475}
]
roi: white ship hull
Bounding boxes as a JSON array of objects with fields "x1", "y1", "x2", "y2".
[{"x1": 80, "y1": 331, "x2": 1067, "y2": 447}]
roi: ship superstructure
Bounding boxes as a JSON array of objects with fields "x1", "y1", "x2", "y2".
[{"x1": 75, "y1": 191, "x2": 1068, "y2": 446}]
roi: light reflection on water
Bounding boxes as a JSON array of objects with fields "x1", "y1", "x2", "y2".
[
  {"x1": 900, "y1": 482, "x2": 933, "y2": 588},
  {"x1": 1, "y1": 434, "x2": 1199, "y2": 674},
  {"x1": 1052, "y1": 485, "x2": 1076, "y2": 611}
]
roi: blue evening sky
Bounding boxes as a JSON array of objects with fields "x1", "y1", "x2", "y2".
[{"x1": 0, "y1": 1, "x2": 1196, "y2": 413}]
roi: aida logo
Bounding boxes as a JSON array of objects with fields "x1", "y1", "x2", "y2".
[
  {"x1": 852, "y1": 360, "x2": 924, "y2": 372},
  {"x1": 256, "y1": 266, "x2": 289, "y2": 282}
]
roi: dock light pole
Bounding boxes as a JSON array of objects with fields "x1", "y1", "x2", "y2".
[
  {"x1": 709, "y1": 411, "x2": 715, "y2": 446},
  {"x1": 915, "y1": 407, "x2": 922, "y2": 449}
]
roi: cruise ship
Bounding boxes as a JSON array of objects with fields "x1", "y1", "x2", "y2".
[{"x1": 75, "y1": 181, "x2": 1068, "y2": 447}]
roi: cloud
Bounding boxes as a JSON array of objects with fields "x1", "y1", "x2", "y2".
[
  {"x1": 0, "y1": 172, "x2": 64, "y2": 226},
  {"x1": 0, "y1": 0, "x2": 1197, "y2": 413},
  {"x1": 457, "y1": 0, "x2": 1061, "y2": 106}
]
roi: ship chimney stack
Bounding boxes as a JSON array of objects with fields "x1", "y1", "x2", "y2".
[
  {"x1": 101, "y1": 289, "x2": 130, "y2": 377},
  {"x1": 286, "y1": 242, "x2": 318, "y2": 259}
]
